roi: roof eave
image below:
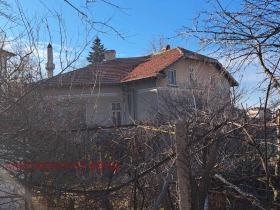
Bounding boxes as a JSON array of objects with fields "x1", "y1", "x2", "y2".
[
  {"x1": 0, "y1": 49, "x2": 16, "y2": 57},
  {"x1": 180, "y1": 50, "x2": 239, "y2": 87},
  {"x1": 37, "y1": 81, "x2": 122, "y2": 88},
  {"x1": 216, "y1": 63, "x2": 239, "y2": 87}
]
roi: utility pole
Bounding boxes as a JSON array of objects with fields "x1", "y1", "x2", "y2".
[{"x1": 175, "y1": 123, "x2": 191, "y2": 210}]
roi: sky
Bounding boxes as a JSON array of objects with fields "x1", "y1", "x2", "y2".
[
  {"x1": 12, "y1": 0, "x2": 206, "y2": 55},
  {"x1": 1, "y1": 0, "x2": 272, "y2": 107}
]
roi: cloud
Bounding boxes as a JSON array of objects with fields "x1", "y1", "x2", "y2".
[{"x1": 3, "y1": 38, "x2": 88, "y2": 79}]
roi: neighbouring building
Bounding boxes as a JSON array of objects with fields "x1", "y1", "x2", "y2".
[
  {"x1": 0, "y1": 49, "x2": 15, "y2": 77},
  {"x1": 0, "y1": 48, "x2": 26, "y2": 210},
  {"x1": 247, "y1": 107, "x2": 273, "y2": 120},
  {"x1": 38, "y1": 45, "x2": 238, "y2": 127},
  {"x1": 0, "y1": 48, "x2": 15, "y2": 91}
]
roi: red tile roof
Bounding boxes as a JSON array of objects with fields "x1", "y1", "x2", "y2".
[
  {"x1": 42, "y1": 47, "x2": 238, "y2": 87},
  {"x1": 121, "y1": 48, "x2": 183, "y2": 82},
  {"x1": 42, "y1": 56, "x2": 150, "y2": 86}
]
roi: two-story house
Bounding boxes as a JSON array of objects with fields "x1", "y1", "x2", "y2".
[{"x1": 38, "y1": 45, "x2": 238, "y2": 127}]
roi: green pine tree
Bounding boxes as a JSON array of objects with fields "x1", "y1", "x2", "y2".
[{"x1": 87, "y1": 36, "x2": 106, "y2": 64}]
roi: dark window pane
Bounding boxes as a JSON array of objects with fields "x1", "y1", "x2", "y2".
[
  {"x1": 168, "y1": 70, "x2": 176, "y2": 85},
  {"x1": 168, "y1": 71, "x2": 171, "y2": 84},
  {"x1": 117, "y1": 103, "x2": 121, "y2": 110},
  {"x1": 117, "y1": 112, "x2": 121, "y2": 125},
  {"x1": 112, "y1": 112, "x2": 116, "y2": 124}
]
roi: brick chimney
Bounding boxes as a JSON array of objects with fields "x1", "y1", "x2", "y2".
[
  {"x1": 104, "y1": 50, "x2": 116, "y2": 61},
  {"x1": 45, "y1": 43, "x2": 55, "y2": 78}
]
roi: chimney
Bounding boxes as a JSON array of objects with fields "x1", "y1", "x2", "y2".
[
  {"x1": 104, "y1": 50, "x2": 116, "y2": 61},
  {"x1": 161, "y1": 45, "x2": 171, "y2": 52},
  {"x1": 45, "y1": 43, "x2": 55, "y2": 78}
]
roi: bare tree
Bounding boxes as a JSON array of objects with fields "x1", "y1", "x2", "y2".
[
  {"x1": 177, "y1": 0, "x2": 280, "y2": 208},
  {"x1": 0, "y1": 0, "x2": 128, "y2": 209},
  {"x1": 179, "y1": 0, "x2": 280, "y2": 94},
  {"x1": 145, "y1": 34, "x2": 169, "y2": 54}
]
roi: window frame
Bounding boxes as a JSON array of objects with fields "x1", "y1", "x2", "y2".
[
  {"x1": 189, "y1": 67, "x2": 195, "y2": 82},
  {"x1": 110, "y1": 101, "x2": 122, "y2": 125},
  {"x1": 210, "y1": 75, "x2": 216, "y2": 86},
  {"x1": 167, "y1": 69, "x2": 177, "y2": 86}
]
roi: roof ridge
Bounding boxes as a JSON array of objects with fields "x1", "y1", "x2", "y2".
[
  {"x1": 114, "y1": 55, "x2": 151, "y2": 60},
  {"x1": 176, "y1": 47, "x2": 184, "y2": 55},
  {"x1": 179, "y1": 47, "x2": 218, "y2": 61},
  {"x1": 152, "y1": 47, "x2": 178, "y2": 56}
]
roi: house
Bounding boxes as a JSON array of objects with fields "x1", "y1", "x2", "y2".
[
  {"x1": 247, "y1": 107, "x2": 273, "y2": 120},
  {"x1": 0, "y1": 49, "x2": 15, "y2": 76},
  {"x1": 38, "y1": 45, "x2": 238, "y2": 127},
  {"x1": 0, "y1": 49, "x2": 15, "y2": 91},
  {"x1": 0, "y1": 49, "x2": 27, "y2": 210}
]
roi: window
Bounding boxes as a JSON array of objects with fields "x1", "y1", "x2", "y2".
[
  {"x1": 127, "y1": 94, "x2": 132, "y2": 115},
  {"x1": 111, "y1": 101, "x2": 121, "y2": 125},
  {"x1": 190, "y1": 67, "x2": 195, "y2": 82},
  {"x1": 210, "y1": 75, "x2": 215, "y2": 86},
  {"x1": 168, "y1": 70, "x2": 176, "y2": 85}
]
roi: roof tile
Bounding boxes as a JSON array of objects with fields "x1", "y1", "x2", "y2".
[
  {"x1": 43, "y1": 56, "x2": 149, "y2": 86},
  {"x1": 41, "y1": 47, "x2": 238, "y2": 87},
  {"x1": 121, "y1": 48, "x2": 183, "y2": 82}
]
